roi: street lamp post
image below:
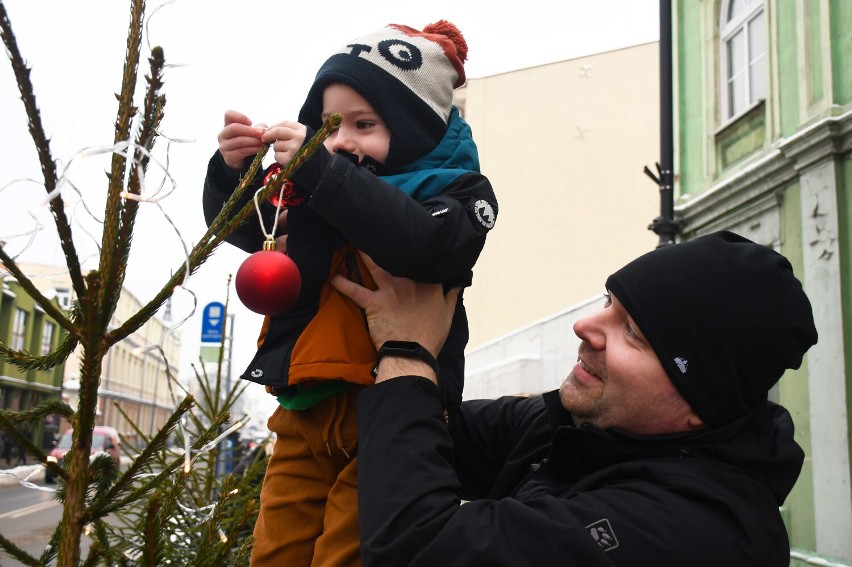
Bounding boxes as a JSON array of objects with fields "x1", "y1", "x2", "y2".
[{"x1": 646, "y1": 0, "x2": 682, "y2": 247}]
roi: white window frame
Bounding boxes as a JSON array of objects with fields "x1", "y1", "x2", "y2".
[
  {"x1": 11, "y1": 308, "x2": 27, "y2": 351},
  {"x1": 719, "y1": 0, "x2": 767, "y2": 122},
  {"x1": 40, "y1": 321, "x2": 55, "y2": 355},
  {"x1": 55, "y1": 287, "x2": 72, "y2": 310}
]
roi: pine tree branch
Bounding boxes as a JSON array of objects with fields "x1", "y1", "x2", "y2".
[
  {"x1": 88, "y1": 395, "x2": 194, "y2": 517},
  {"x1": 95, "y1": 407, "x2": 228, "y2": 521},
  {"x1": 190, "y1": 360, "x2": 219, "y2": 430},
  {"x1": 57, "y1": 270, "x2": 107, "y2": 567},
  {"x1": 202, "y1": 143, "x2": 270, "y2": 241},
  {"x1": 37, "y1": 523, "x2": 61, "y2": 567},
  {"x1": 1, "y1": 397, "x2": 73, "y2": 424},
  {"x1": 0, "y1": 1, "x2": 86, "y2": 299},
  {"x1": 77, "y1": 272, "x2": 106, "y2": 431},
  {"x1": 0, "y1": 332, "x2": 79, "y2": 371},
  {"x1": 0, "y1": 408, "x2": 51, "y2": 467},
  {"x1": 97, "y1": 0, "x2": 145, "y2": 332},
  {"x1": 0, "y1": 247, "x2": 76, "y2": 334},
  {"x1": 102, "y1": 146, "x2": 265, "y2": 349},
  {"x1": 80, "y1": 520, "x2": 110, "y2": 567},
  {"x1": 142, "y1": 494, "x2": 162, "y2": 567},
  {"x1": 88, "y1": 452, "x2": 121, "y2": 501},
  {"x1": 0, "y1": 531, "x2": 40, "y2": 567},
  {"x1": 108, "y1": 45, "x2": 168, "y2": 316},
  {"x1": 204, "y1": 113, "x2": 343, "y2": 248},
  {"x1": 105, "y1": 113, "x2": 341, "y2": 348}
]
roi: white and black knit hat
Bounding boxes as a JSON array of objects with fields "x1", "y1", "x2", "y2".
[{"x1": 299, "y1": 21, "x2": 468, "y2": 167}]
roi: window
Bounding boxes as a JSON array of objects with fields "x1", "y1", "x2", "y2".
[
  {"x1": 41, "y1": 322, "x2": 55, "y2": 355},
  {"x1": 720, "y1": 0, "x2": 766, "y2": 121},
  {"x1": 11, "y1": 308, "x2": 27, "y2": 350},
  {"x1": 55, "y1": 287, "x2": 72, "y2": 310}
]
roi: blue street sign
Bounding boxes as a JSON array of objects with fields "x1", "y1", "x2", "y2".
[{"x1": 201, "y1": 302, "x2": 225, "y2": 343}]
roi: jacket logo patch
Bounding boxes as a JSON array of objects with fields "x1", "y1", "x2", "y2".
[
  {"x1": 473, "y1": 199, "x2": 496, "y2": 229},
  {"x1": 674, "y1": 356, "x2": 688, "y2": 374},
  {"x1": 586, "y1": 518, "x2": 619, "y2": 552},
  {"x1": 430, "y1": 207, "x2": 450, "y2": 217},
  {"x1": 250, "y1": 369, "x2": 264, "y2": 378}
]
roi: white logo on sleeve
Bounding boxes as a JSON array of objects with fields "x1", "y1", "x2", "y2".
[
  {"x1": 473, "y1": 199, "x2": 496, "y2": 229},
  {"x1": 586, "y1": 519, "x2": 619, "y2": 552},
  {"x1": 674, "y1": 357, "x2": 688, "y2": 374},
  {"x1": 250, "y1": 369, "x2": 264, "y2": 378}
]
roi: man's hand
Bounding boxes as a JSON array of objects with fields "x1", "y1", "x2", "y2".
[
  {"x1": 331, "y1": 253, "x2": 460, "y2": 382},
  {"x1": 218, "y1": 110, "x2": 265, "y2": 170}
]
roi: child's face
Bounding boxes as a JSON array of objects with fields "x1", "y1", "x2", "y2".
[{"x1": 321, "y1": 83, "x2": 390, "y2": 165}]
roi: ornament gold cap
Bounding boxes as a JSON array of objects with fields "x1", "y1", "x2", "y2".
[{"x1": 262, "y1": 237, "x2": 277, "y2": 251}]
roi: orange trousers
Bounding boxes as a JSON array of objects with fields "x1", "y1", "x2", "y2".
[{"x1": 250, "y1": 387, "x2": 362, "y2": 567}]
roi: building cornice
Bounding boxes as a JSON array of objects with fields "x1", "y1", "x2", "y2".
[
  {"x1": 0, "y1": 374, "x2": 61, "y2": 393},
  {"x1": 777, "y1": 108, "x2": 852, "y2": 171},
  {"x1": 676, "y1": 109, "x2": 852, "y2": 234}
]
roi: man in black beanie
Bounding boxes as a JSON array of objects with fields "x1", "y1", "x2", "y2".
[{"x1": 332, "y1": 230, "x2": 817, "y2": 566}]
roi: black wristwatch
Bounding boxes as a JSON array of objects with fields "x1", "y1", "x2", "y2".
[{"x1": 371, "y1": 341, "x2": 440, "y2": 378}]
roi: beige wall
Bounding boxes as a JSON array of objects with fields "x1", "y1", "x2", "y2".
[{"x1": 459, "y1": 42, "x2": 661, "y2": 349}]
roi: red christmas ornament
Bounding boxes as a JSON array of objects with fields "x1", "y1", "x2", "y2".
[
  {"x1": 263, "y1": 164, "x2": 306, "y2": 208},
  {"x1": 235, "y1": 239, "x2": 301, "y2": 315}
]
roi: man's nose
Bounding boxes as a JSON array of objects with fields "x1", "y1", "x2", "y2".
[{"x1": 573, "y1": 311, "x2": 606, "y2": 350}]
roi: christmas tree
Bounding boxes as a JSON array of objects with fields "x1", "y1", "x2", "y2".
[{"x1": 0, "y1": 1, "x2": 338, "y2": 564}]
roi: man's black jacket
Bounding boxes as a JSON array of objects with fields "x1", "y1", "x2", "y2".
[{"x1": 357, "y1": 377, "x2": 804, "y2": 566}]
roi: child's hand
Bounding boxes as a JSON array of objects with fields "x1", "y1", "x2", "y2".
[
  {"x1": 218, "y1": 110, "x2": 266, "y2": 170},
  {"x1": 262, "y1": 121, "x2": 308, "y2": 167}
]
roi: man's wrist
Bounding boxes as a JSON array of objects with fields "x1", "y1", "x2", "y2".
[
  {"x1": 373, "y1": 357, "x2": 438, "y2": 384},
  {"x1": 372, "y1": 341, "x2": 439, "y2": 384}
]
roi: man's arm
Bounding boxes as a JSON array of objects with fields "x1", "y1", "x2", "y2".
[{"x1": 332, "y1": 260, "x2": 779, "y2": 566}]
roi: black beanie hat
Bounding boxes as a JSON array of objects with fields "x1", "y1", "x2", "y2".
[
  {"x1": 298, "y1": 21, "x2": 468, "y2": 168},
  {"x1": 605, "y1": 231, "x2": 818, "y2": 427}
]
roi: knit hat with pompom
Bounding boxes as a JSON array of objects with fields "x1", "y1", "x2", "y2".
[{"x1": 299, "y1": 21, "x2": 468, "y2": 167}]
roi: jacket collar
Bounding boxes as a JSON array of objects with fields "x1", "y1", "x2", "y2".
[{"x1": 541, "y1": 390, "x2": 803, "y2": 504}]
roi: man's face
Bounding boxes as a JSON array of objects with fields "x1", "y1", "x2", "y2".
[
  {"x1": 559, "y1": 292, "x2": 701, "y2": 435},
  {"x1": 321, "y1": 83, "x2": 391, "y2": 165}
]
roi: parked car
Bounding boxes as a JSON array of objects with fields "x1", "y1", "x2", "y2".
[{"x1": 45, "y1": 426, "x2": 121, "y2": 483}]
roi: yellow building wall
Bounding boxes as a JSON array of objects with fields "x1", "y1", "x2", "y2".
[{"x1": 459, "y1": 42, "x2": 661, "y2": 349}]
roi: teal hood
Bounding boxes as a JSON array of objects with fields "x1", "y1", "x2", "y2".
[{"x1": 379, "y1": 107, "x2": 481, "y2": 202}]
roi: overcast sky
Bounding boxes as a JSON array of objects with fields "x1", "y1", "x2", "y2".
[{"x1": 0, "y1": 0, "x2": 659, "y2": 421}]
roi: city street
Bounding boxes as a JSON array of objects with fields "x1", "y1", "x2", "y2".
[
  {"x1": 0, "y1": 465, "x2": 114, "y2": 566},
  {"x1": 0, "y1": 467, "x2": 62, "y2": 566}
]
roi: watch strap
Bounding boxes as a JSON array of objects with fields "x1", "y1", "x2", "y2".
[{"x1": 371, "y1": 341, "x2": 440, "y2": 378}]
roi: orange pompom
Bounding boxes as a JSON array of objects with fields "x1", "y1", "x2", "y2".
[{"x1": 423, "y1": 20, "x2": 468, "y2": 62}]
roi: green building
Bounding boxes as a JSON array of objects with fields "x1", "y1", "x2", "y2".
[
  {"x1": 673, "y1": 0, "x2": 851, "y2": 562},
  {"x1": 0, "y1": 278, "x2": 66, "y2": 455}
]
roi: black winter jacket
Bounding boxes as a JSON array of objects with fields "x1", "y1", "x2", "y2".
[
  {"x1": 357, "y1": 377, "x2": 804, "y2": 566},
  {"x1": 203, "y1": 112, "x2": 496, "y2": 411}
]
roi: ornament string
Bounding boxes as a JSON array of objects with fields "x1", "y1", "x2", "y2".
[{"x1": 252, "y1": 170, "x2": 287, "y2": 249}]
